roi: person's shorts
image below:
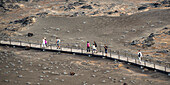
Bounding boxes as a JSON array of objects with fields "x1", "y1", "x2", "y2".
[
  {"x1": 105, "y1": 50, "x2": 107, "y2": 53},
  {"x1": 57, "y1": 44, "x2": 60, "y2": 46}
]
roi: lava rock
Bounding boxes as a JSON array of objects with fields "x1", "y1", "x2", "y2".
[
  {"x1": 149, "y1": 3, "x2": 161, "y2": 8},
  {"x1": 138, "y1": 6, "x2": 147, "y2": 10},
  {"x1": 36, "y1": 12, "x2": 48, "y2": 17},
  {"x1": 156, "y1": 50, "x2": 169, "y2": 53},
  {"x1": 131, "y1": 40, "x2": 139, "y2": 45},
  {"x1": 148, "y1": 33, "x2": 155, "y2": 38},
  {"x1": 81, "y1": 5, "x2": 93, "y2": 9},
  {"x1": 27, "y1": 33, "x2": 33, "y2": 37},
  {"x1": 73, "y1": 2, "x2": 84, "y2": 6},
  {"x1": 70, "y1": 72, "x2": 75, "y2": 75}
]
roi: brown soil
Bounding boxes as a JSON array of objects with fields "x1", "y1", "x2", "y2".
[
  {"x1": 0, "y1": 46, "x2": 169, "y2": 85},
  {"x1": 0, "y1": 0, "x2": 170, "y2": 85}
]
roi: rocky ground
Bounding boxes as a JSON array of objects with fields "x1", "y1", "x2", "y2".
[
  {"x1": 0, "y1": 46, "x2": 170, "y2": 85},
  {"x1": 0, "y1": 0, "x2": 170, "y2": 85},
  {"x1": 4, "y1": 9, "x2": 169, "y2": 66}
]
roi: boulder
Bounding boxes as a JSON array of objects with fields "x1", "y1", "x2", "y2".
[
  {"x1": 138, "y1": 6, "x2": 147, "y2": 10},
  {"x1": 81, "y1": 5, "x2": 93, "y2": 9},
  {"x1": 161, "y1": 0, "x2": 170, "y2": 5},
  {"x1": 73, "y1": 2, "x2": 84, "y2": 6},
  {"x1": 131, "y1": 40, "x2": 139, "y2": 45},
  {"x1": 27, "y1": 33, "x2": 33, "y2": 37},
  {"x1": 156, "y1": 50, "x2": 169, "y2": 53},
  {"x1": 70, "y1": 72, "x2": 75, "y2": 75},
  {"x1": 36, "y1": 12, "x2": 48, "y2": 17},
  {"x1": 149, "y1": 3, "x2": 161, "y2": 8}
]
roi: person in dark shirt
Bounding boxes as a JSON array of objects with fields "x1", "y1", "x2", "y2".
[{"x1": 104, "y1": 44, "x2": 108, "y2": 56}]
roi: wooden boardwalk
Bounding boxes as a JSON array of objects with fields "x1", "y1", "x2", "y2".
[{"x1": 0, "y1": 40, "x2": 170, "y2": 74}]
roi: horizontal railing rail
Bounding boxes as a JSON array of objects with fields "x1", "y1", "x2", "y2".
[{"x1": 0, "y1": 39, "x2": 169, "y2": 74}]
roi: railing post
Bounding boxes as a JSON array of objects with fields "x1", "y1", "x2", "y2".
[
  {"x1": 118, "y1": 51, "x2": 120, "y2": 59},
  {"x1": 127, "y1": 57, "x2": 128, "y2": 62},
  {"x1": 135, "y1": 59, "x2": 137, "y2": 63},
  {"x1": 165, "y1": 66, "x2": 166, "y2": 72},
  {"x1": 154, "y1": 64, "x2": 155, "y2": 69},
  {"x1": 144, "y1": 61, "x2": 146, "y2": 66},
  {"x1": 102, "y1": 51, "x2": 104, "y2": 56},
  {"x1": 47, "y1": 41, "x2": 49, "y2": 47},
  {"x1": 40, "y1": 44, "x2": 41, "y2": 48},
  {"x1": 30, "y1": 43, "x2": 31, "y2": 47},
  {"x1": 100, "y1": 45, "x2": 101, "y2": 52},
  {"x1": 110, "y1": 49, "x2": 111, "y2": 57},
  {"x1": 81, "y1": 48, "x2": 83, "y2": 53},
  {"x1": 50, "y1": 45, "x2": 52, "y2": 50},
  {"x1": 92, "y1": 48, "x2": 93, "y2": 55},
  {"x1": 20, "y1": 41, "x2": 22, "y2": 46},
  {"x1": 10, "y1": 38, "x2": 11, "y2": 45},
  {"x1": 71, "y1": 47, "x2": 72, "y2": 52}
]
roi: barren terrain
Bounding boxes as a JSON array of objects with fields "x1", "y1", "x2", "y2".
[
  {"x1": 0, "y1": 0, "x2": 170, "y2": 85},
  {"x1": 0, "y1": 46, "x2": 169, "y2": 85}
]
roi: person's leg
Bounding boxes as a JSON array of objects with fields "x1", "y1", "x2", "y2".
[
  {"x1": 94, "y1": 49, "x2": 95, "y2": 53},
  {"x1": 57, "y1": 44, "x2": 59, "y2": 49},
  {"x1": 42, "y1": 43, "x2": 45, "y2": 48},
  {"x1": 138, "y1": 57, "x2": 141, "y2": 63},
  {"x1": 56, "y1": 44, "x2": 58, "y2": 49},
  {"x1": 87, "y1": 47, "x2": 89, "y2": 52},
  {"x1": 88, "y1": 47, "x2": 90, "y2": 52},
  {"x1": 105, "y1": 50, "x2": 107, "y2": 56}
]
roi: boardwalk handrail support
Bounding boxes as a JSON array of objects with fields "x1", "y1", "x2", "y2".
[{"x1": 0, "y1": 39, "x2": 170, "y2": 74}]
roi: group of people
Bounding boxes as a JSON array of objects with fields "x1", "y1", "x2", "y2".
[
  {"x1": 42, "y1": 37, "x2": 143, "y2": 63},
  {"x1": 87, "y1": 41, "x2": 108, "y2": 56},
  {"x1": 42, "y1": 37, "x2": 60, "y2": 49},
  {"x1": 42, "y1": 37, "x2": 48, "y2": 47},
  {"x1": 87, "y1": 41, "x2": 143, "y2": 62}
]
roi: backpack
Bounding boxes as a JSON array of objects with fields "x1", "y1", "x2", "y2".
[
  {"x1": 57, "y1": 39, "x2": 60, "y2": 43},
  {"x1": 138, "y1": 53, "x2": 141, "y2": 57}
]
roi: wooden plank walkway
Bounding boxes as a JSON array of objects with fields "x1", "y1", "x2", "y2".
[{"x1": 0, "y1": 40, "x2": 170, "y2": 74}]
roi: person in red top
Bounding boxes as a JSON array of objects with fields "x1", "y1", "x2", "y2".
[{"x1": 87, "y1": 41, "x2": 90, "y2": 52}]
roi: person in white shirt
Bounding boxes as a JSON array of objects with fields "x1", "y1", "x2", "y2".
[
  {"x1": 42, "y1": 37, "x2": 46, "y2": 48},
  {"x1": 138, "y1": 50, "x2": 143, "y2": 63},
  {"x1": 92, "y1": 44, "x2": 96, "y2": 53}
]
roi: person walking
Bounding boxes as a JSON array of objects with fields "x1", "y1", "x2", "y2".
[
  {"x1": 56, "y1": 37, "x2": 60, "y2": 49},
  {"x1": 94, "y1": 41, "x2": 97, "y2": 53},
  {"x1": 104, "y1": 44, "x2": 108, "y2": 56},
  {"x1": 42, "y1": 37, "x2": 46, "y2": 48},
  {"x1": 138, "y1": 50, "x2": 143, "y2": 63},
  {"x1": 92, "y1": 44, "x2": 96, "y2": 53},
  {"x1": 87, "y1": 41, "x2": 90, "y2": 52}
]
